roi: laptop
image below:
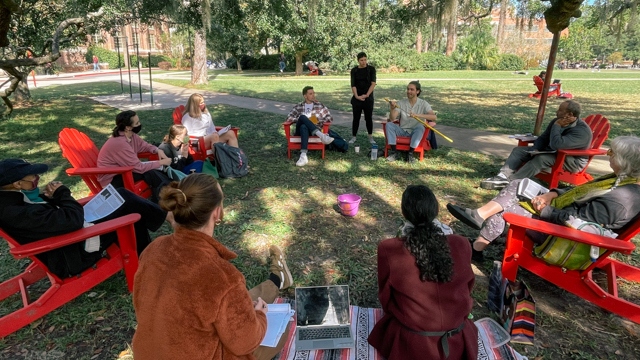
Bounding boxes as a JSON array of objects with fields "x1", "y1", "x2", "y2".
[{"x1": 294, "y1": 285, "x2": 354, "y2": 351}]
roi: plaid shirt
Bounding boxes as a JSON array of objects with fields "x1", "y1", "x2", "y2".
[{"x1": 286, "y1": 101, "x2": 333, "y2": 129}]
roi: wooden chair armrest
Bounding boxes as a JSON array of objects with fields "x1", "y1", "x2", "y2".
[
  {"x1": 10, "y1": 214, "x2": 141, "y2": 258},
  {"x1": 557, "y1": 148, "x2": 608, "y2": 156},
  {"x1": 66, "y1": 166, "x2": 135, "y2": 176},
  {"x1": 503, "y1": 213, "x2": 635, "y2": 254}
]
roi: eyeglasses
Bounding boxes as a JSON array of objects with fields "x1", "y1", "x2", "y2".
[{"x1": 607, "y1": 149, "x2": 614, "y2": 157}]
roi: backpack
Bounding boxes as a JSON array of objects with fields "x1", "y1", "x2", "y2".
[
  {"x1": 213, "y1": 143, "x2": 249, "y2": 178},
  {"x1": 326, "y1": 129, "x2": 348, "y2": 153}
]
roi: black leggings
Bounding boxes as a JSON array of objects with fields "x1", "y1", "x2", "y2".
[
  {"x1": 111, "y1": 169, "x2": 171, "y2": 203},
  {"x1": 351, "y1": 96, "x2": 374, "y2": 136}
]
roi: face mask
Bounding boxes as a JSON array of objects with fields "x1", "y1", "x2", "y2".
[
  {"x1": 21, "y1": 174, "x2": 40, "y2": 191},
  {"x1": 132, "y1": 124, "x2": 142, "y2": 134},
  {"x1": 182, "y1": 136, "x2": 190, "y2": 144},
  {"x1": 199, "y1": 104, "x2": 206, "y2": 111},
  {"x1": 21, "y1": 188, "x2": 44, "y2": 203}
]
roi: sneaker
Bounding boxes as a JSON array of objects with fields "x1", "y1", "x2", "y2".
[
  {"x1": 386, "y1": 151, "x2": 397, "y2": 162},
  {"x1": 406, "y1": 152, "x2": 415, "y2": 164},
  {"x1": 269, "y1": 245, "x2": 293, "y2": 290},
  {"x1": 480, "y1": 175, "x2": 509, "y2": 190},
  {"x1": 296, "y1": 153, "x2": 308, "y2": 167},
  {"x1": 348, "y1": 137, "x2": 357, "y2": 144},
  {"x1": 446, "y1": 203, "x2": 484, "y2": 230},
  {"x1": 316, "y1": 132, "x2": 335, "y2": 145},
  {"x1": 369, "y1": 137, "x2": 377, "y2": 145},
  {"x1": 472, "y1": 248, "x2": 485, "y2": 262}
]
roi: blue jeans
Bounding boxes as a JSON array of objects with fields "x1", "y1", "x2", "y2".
[
  {"x1": 294, "y1": 115, "x2": 320, "y2": 150},
  {"x1": 279, "y1": 61, "x2": 285, "y2": 71},
  {"x1": 385, "y1": 123, "x2": 425, "y2": 149},
  {"x1": 93, "y1": 63, "x2": 99, "y2": 71}
]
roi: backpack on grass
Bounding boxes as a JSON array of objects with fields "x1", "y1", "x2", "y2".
[
  {"x1": 326, "y1": 129, "x2": 348, "y2": 153},
  {"x1": 213, "y1": 143, "x2": 249, "y2": 178}
]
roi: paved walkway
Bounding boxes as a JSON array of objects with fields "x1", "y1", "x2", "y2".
[{"x1": 90, "y1": 79, "x2": 611, "y2": 175}]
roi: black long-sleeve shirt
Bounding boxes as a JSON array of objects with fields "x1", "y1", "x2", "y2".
[
  {"x1": 533, "y1": 118, "x2": 593, "y2": 168},
  {"x1": 158, "y1": 142, "x2": 194, "y2": 172}
]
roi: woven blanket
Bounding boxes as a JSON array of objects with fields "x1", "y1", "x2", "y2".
[{"x1": 271, "y1": 299, "x2": 517, "y2": 360}]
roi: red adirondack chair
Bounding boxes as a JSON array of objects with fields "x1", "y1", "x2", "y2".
[
  {"x1": 382, "y1": 121, "x2": 432, "y2": 161},
  {"x1": 502, "y1": 212, "x2": 640, "y2": 324},
  {"x1": 58, "y1": 128, "x2": 155, "y2": 199},
  {"x1": 517, "y1": 114, "x2": 610, "y2": 188},
  {"x1": 283, "y1": 121, "x2": 331, "y2": 159},
  {"x1": 172, "y1": 105, "x2": 240, "y2": 161},
  {"x1": 0, "y1": 212, "x2": 141, "y2": 338},
  {"x1": 529, "y1": 76, "x2": 562, "y2": 99}
]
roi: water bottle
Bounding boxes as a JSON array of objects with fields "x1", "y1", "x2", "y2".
[
  {"x1": 590, "y1": 246, "x2": 600, "y2": 262},
  {"x1": 371, "y1": 144, "x2": 378, "y2": 160}
]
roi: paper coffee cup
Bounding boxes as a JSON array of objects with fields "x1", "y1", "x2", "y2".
[{"x1": 355, "y1": 146, "x2": 360, "y2": 153}]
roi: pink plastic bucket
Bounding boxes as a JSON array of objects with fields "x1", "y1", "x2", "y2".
[{"x1": 337, "y1": 194, "x2": 362, "y2": 217}]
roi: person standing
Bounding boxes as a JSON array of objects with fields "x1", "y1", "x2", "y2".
[
  {"x1": 279, "y1": 52, "x2": 286, "y2": 73},
  {"x1": 350, "y1": 52, "x2": 376, "y2": 145},
  {"x1": 93, "y1": 55, "x2": 100, "y2": 72}
]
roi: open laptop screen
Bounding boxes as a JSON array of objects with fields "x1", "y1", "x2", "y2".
[{"x1": 295, "y1": 286, "x2": 350, "y2": 327}]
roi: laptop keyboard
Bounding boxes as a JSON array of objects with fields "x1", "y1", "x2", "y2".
[{"x1": 298, "y1": 327, "x2": 351, "y2": 340}]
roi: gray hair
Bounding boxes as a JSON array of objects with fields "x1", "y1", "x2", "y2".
[
  {"x1": 611, "y1": 136, "x2": 640, "y2": 178},
  {"x1": 564, "y1": 100, "x2": 581, "y2": 119}
]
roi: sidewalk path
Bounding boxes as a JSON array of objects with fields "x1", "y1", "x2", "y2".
[{"x1": 88, "y1": 79, "x2": 608, "y2": 176}]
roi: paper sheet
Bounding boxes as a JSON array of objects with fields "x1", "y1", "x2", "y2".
[
  {"x1": 261, "y1": 304, "x2": 295, "y2": 347},
  {"x1": 83, "y1": 184, "x2": 125, "y2": 223}
]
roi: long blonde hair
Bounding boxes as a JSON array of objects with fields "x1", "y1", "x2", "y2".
[{"x1": 185, "y1": 93, "x2": 208, "y2": 118}]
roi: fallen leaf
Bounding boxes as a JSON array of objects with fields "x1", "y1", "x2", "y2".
[
  {"x1": 91, "y1": 355, "x2": 99, "y2": 360},
  {"x1": 308, "y1": 256, "x2": 313, "y2": 260},
  {"x1": 48, "y1": 325, "x2": 55, "y2": 333},
  {"x1": 87, "y1": 292, "x2": 97, "y2": 298},
  {"x1": 615, "y1": 350, "x2": 622, "y2": 355},
  {"x1": 93, "y1": 348, "x2": 103, "y2": 354},
  {"x1": 94, "y1": 317, "x2": 105, "y2": 321},
  {"x1": 31, "y1": 319, "x2": 43, "y2": 329},
  {"x1": 102, "y1": 327, "x2": 112, "y2": 331}
]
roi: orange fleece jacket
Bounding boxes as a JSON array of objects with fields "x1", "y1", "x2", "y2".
[{"x1": 132, "y1": 227, "x2": 267, "y2": 360}]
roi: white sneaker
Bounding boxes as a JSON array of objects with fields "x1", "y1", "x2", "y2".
[
  {"x1": 348, "y1": 137, "x2": 357, "y2": 144},
  {"x1": 369, "y1": 137, "x2": 377, "y2": 145},
  {"x1": 296, "y1": 153, "x2": 308, "y2": 166},
  {"x1": 317, "y1": 132, "x2": 334, "y2": 145}
]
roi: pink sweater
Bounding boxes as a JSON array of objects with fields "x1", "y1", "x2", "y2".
[{"x1": 97, "y1": 132, "x2": 159, "y2": 187}]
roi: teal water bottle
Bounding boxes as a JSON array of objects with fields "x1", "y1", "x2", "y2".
[{"x1": 371, "y1": 144, "x2": 378, "y2": 160}]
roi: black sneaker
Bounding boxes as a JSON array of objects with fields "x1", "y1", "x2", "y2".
[
  {"x1": 446, "y1": 203, "x2": 484, "y2": 230},
  {"x1": 480, "y1": 176, "x2": 509, "y2": 190},
  {"x1": 472, "y1": 249, "x2": 485, "y2": 262},
  {"x1": 406, "y1": 152, "x2": 415, "y2": 164}
]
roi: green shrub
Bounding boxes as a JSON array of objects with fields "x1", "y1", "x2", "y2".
[
  {"x1": 86, "y1": 46, "x2": 125, "y2": 69},
  {"x1": 493, "y1": 54, "x2": 525, "y2": 70},
  {"x1": 419, "y1": 52, "x2": 456, "y2": 70},
  {"x1": 130, "y1": 54, "x2": 172, "y2": 68},
  {"x1": 226, "y1": 57, "x2": 237, "y2": 69}
]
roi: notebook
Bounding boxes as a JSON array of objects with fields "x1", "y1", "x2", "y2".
[{"x1": 294, "y1": 285, "x2": 354, "y2": 351}]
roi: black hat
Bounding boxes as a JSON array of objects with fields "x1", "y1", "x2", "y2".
[{"x1": 0, "y1": 159, "x2": 48, "y2": 187}]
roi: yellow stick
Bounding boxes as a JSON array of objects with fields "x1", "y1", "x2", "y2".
[{"x1": 384, "y1": 98, "x2": 453, "y2": 143}]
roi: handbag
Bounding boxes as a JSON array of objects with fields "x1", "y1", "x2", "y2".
[
  {"x1": 500, "y1": 280, "x2": 535, "y2": 345},
  {"x1": 201, "y1": 158, "x2": 219, "y2": 178},
  {"x1": 533, "y1": 219, "x2": 610, "y2": 271}
]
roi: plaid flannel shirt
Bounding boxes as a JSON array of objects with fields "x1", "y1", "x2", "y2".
[{"x1": 286, "y1": 101, "x2": 333, "y2": 129}]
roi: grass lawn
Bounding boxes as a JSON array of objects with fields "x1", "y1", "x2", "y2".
[
  {"x1": 159, "y1": 69, "x2": 640, "y2": 144},
  {"x1": 1, "y1": 82, "x2": 639, "y2": 359}
]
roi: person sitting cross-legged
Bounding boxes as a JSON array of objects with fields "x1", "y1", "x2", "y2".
[
  {"x1": 368, "y1": 185, "x2": 478, "y2": 360},
  {"x1": 386, "y1": 81, "x2": 437, "y2": 163},
  {"x1": 132, "y1": 174, "x2": 294, "y2": 360},
  {"x1": 481, "y1": 100, "x2": 592, "y2": 190},
  {"x1": 285, "y1": 86, "x2": 335, "y2": 166},
  {"x1": 449, "y1": 136, "x2": 640, "y2": 262}
]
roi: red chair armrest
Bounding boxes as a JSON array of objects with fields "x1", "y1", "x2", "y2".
[
  {"x1": 138, "y1": 152, "x2": 159, "y2": 161},
  {"x1": 322, "y1": 122, "x2": 331, "y2": 133},
  {"x1": 66, "y1": 166, "x2": 135, "y2": 176},
  {"x1": 283, "y1": 121, "x2": 294, "y2": 126},
  {"x1": 9, "y1": 214, "x2": 142, "y2": 258},
  {"x1": 503, "y1": 213, "x2": 635, "y2": 254},
  {"x1": 557, "y1": 148, "x2": 608, "y2": 156}
]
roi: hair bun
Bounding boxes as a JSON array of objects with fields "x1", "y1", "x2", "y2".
[{"x1": 159, "y1": 182, "x2": 188, "y2": 212}]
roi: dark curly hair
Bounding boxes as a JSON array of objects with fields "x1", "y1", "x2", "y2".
[{"x1": 401, "y1": 185, "x2": 454, "y2": 283}]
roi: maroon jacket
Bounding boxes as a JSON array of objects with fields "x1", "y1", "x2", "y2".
[{"x1": 368, "y1": 235, "x2": 478, "y2": 360}]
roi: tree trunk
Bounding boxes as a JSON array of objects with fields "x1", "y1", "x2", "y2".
[
  {"x1": 237, "y1": 55, "x2": 242, "y2": 72},
  {"x1": 295, "y1": 50, "x2": 308, "y2": 76},
  {"x1": 416, "y1": 30, "x2": 422, "y2": 53},
  {"x1": 14, "y1": 78, "x2": 31, "y2": 102},
  {"x1": 497, "y1": 0, "x2": 508, "y2": 45},
  {"x1": 190, "y1": 28, "x2": 208, "y2": 85},
  {"x1": 445, "y1": 0, "x2": 458, "y2": 56}
]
